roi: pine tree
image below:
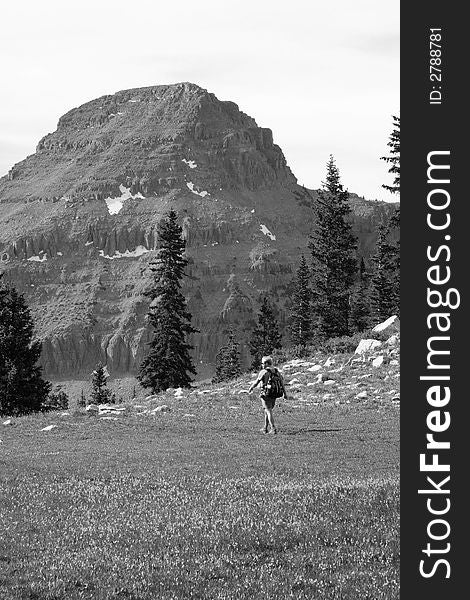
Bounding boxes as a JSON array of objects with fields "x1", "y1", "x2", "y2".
[
  {"x1": 249, "y1": 296, "x2": 282, "y2": 369},
  {"x1": 0, "y1": 278, "x2": 51, "y2": 416},
  {"x1": 213, "y1": 330, "x2": 242, "y2": 383},
  {"x1": 90, "y1": 363, "x2": 114, "y2": 405},
  {"x1": 138, "y1": 210, "x2": 197, "y2": 393},
  {"x1": 381, "y1": 115, "x2": 400, "y2": 195},
  {"x1": 77, "y1": 389, "x2": 87, "y2": 409},
  {"x1": 371, "y1": 209, "x2": 400, "y2": 319},
  {"x1": 308, "y1": 156, "x2": 357, "y2": 338},
  {"x1": 349, "y1": 257, "x2": 372, "y2": 333},
  {"x1": 289, "y1": 255, "x2": 313, "y2": 346}
]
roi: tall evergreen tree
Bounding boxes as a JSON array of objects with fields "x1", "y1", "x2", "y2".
[
  {"x1": 0, "y1": 277, "x2": 51, "y2": 416},
  {"x1": 371, "y1": 210, "x2": 400, "y2": 319},
  {"x1": 90, "y1": 363, "x2": 114, "y2": 405},
  {"x1": 213, "y1": 329, "x2": 242, "y2": 383},
  {"x1": 349, "y1": 257, "x2": 372, "y2": 333},
  {"x1": 138, "y1": 210, "x2": 197, "y2": 393},
  {"x1": 249, "y1": 296, "x2": 282, "y2": 369},
  {"x1": 289, "y1": 255, "x2": 313, "y2": 346},
  {"x1": 371, "y1": 116, "x2": 400, "y2": 320},
  {"x1": 381, "y1": 115, "x2": 400, "y2": 195},
  {"x1": 308, "y1": 156, "x2": 357, "y2": 338}
]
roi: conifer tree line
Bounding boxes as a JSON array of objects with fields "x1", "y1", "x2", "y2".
[{"x1": 286, "y1": 115, "x2": 400, "y2": 348}]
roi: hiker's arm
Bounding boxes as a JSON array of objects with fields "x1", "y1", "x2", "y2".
[{"x1": 248, "y1": 374, "x2": 262, "y2": 393}]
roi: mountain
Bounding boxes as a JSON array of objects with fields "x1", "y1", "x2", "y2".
[{"x1": 0, "y1": 83, "x2": 397, "y2": 379}]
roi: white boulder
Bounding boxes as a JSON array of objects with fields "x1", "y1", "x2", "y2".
[
  {"x1": 372, "y1": 315, "x2": 399, "y2": 334},
  {"x1": 355, "y1": 339, "x2": 382, "y2": 355},
  {"x1": 372, "y1": 355, "x2": 385, "y2": 368},
  {"x1": 151, "y1": 405, "x2": 171, "y2": 413}
]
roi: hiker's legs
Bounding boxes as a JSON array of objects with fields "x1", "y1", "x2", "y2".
[
  {"x1": 263, "y1": 410, "x2": 269, "y2": 430},
  {"x1": 265, "y1": 407, "x2": 275, "y2": 431}
]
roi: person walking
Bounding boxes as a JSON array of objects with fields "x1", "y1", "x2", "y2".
[{"x1": 247, "y1": 355, "x2": 287, "y2": 434}]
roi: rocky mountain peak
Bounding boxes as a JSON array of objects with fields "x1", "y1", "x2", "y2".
[
  {"x1": 1, "y1": 82, "x2": 295, "y2": 205},
  {"x1": 0, "y1": 83, "x2": 397, "y2": 380}
]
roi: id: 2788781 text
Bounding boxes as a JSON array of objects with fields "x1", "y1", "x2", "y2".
[{"x1": 429, "y1": 28, "x2": 443, "y2": 105}]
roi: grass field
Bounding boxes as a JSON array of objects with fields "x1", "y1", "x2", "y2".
[{"x1": 0, "y1": 350, "x2": 399, "y2": 599}]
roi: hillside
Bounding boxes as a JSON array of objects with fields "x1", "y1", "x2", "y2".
[{"x1": 0, "y1": 83, "x2": 398, "y2": 379}]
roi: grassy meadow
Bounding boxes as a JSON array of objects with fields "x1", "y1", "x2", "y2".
[{"x1": 0, "y1": 349, "x2": 399, "y2": 599}]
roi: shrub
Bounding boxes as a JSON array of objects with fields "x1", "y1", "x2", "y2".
[{"x1": 41, "y1": 385, "x2": 69, "y2": 412}]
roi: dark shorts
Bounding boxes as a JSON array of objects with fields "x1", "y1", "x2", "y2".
[{"x1": 261, "y1": 395, "x2": 276, "y2": 410}]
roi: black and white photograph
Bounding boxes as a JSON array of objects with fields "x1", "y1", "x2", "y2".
[{"x1": 1, "y1": 1, "x2": 406, "y2": 598}]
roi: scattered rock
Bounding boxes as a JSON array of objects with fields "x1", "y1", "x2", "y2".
[
  {"x1": 145, "y1": 395, "x2": 158, "y2": 402},
  {"x1": 372, "y1": 315, "x2": 399, "y2": 334},
  {"x1": 372, "y1": 355, "x2": 384, "y2": 368},
  {"x1": 355, "y1": 339, "x2": 382, "y2": 355},
  {"x1": 151, "y1": 405, "x2": 171, "y2": 413},
  {"x1": 390, "y1": 359, "x2": 399, "y2": 366},
  {"x1": 41, "y1": 424, "x2": 57, "y2": 431},
  {"x1": 2, "y1": 419, "x2": 12, "y2": 426},
  {"x1": 355, "y1": 391, "x2": 368, "y2": 399},
  {"x1": 183, "y1": 413, "x2": 196, "y2": 417},
  {"x1": 85, "y1": 404, "x2": 99, "y2": 413},
  {"x1": 100, "y1": 416, "x2": 119, "y2": 421},
  {"x1": 98, "y1": 405, "x2": 126, "y2": 416},
  {"x1": 386, "y1": 334, "x2": 399, "y2": 346},
  {"x1": 288, "y1": 378, "x2": 300, "y2": 385},
  {"x1": 323, "y1": 357, "x2": 334, "y2": 367},
  {"x1": 323, "y1": 380, "x2": 336, "y2": 386},
  {"x1": 307, "y1": 364, "x2": 322, "y2": 372},
  {"x1": 174, "y1": 387, "x2": 184, "y2": 398}
]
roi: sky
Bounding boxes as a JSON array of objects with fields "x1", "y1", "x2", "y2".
[{"x1": 0, "y1": 0, "x2": 399, "y2": 201}]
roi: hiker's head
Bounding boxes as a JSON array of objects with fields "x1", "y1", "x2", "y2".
[{"x1": 261, "y1": 356, "x2": 273, "y2": 368}]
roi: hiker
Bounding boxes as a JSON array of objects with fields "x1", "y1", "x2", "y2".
[{"x1": 247, "y1": 355, "x2": 287, "y2": 434}]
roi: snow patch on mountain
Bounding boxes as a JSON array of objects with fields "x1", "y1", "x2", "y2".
[
  {"x1": 260, "y1": 224, "x2": 276, "y2": 241},
  {"x1": 186, "y1": 182, "x2": 209, "y2": 197},
  {"x1": 182, "y1": 159, "x2": 197, "y2": 169},
  {"x1": 99, "y1": 246, "x2": 150, "y2": 260},
  {"x1": 104, "y1": 185, "x2": 145, "y2": 215},
  {"x1": 28, "y1": 253, "x2": 47, "y2": 262}
]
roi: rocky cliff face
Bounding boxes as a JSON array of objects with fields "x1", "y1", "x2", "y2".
[{"x1": 0, "y1": 83, "x2": 397, "y2": 379}]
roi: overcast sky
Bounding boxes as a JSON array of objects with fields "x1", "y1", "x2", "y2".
[{"x1": 0, "y1": 0, "x2": 399, "y2": 201}]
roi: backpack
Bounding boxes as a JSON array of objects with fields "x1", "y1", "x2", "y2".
[{"x1": 264, "y1": 367, "x2": 284, "y2": 399}]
